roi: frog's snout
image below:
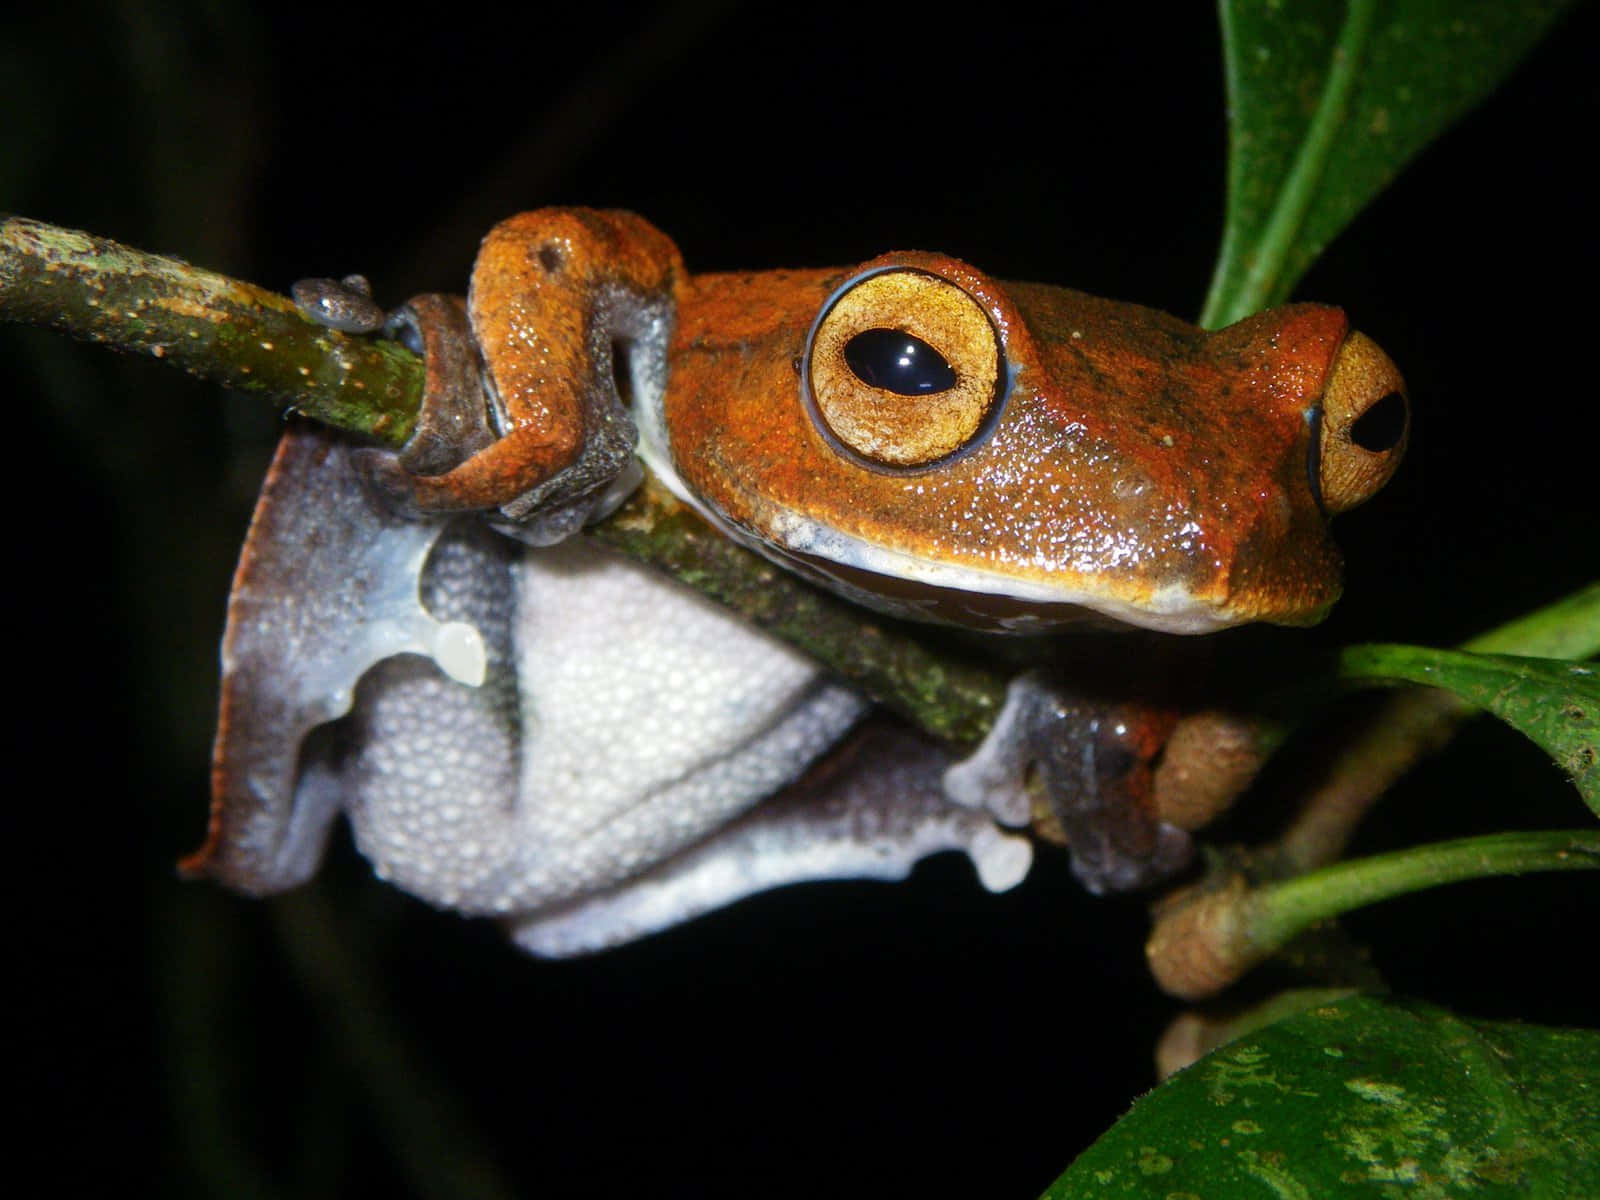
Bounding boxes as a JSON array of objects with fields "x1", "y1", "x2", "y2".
[{"x1": 1315, "y1": 331, "x2": 1408, "y2": 514}]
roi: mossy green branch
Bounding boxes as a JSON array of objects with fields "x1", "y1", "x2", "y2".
[
  {"x1": 0, "y1": 215, "x2": 421, "y2": 444},
  {"x1": 0, "y1": 213, "x2": 1006, "y2": 745}
]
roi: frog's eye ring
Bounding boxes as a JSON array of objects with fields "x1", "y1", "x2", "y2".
[
  {"x1": 804, "y1": 268, "x2": 1005, "y2": 469},
  {"x1": 1314, "y1": 330, "x2": 1409, "y2": 514}
]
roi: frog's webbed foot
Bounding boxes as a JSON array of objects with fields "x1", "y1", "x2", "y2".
[
  {"x1": 945, "y1": 673, "x2": 1194, "y2": 894},
  {"x1": 363, "y1": 293, "x2": 499, "y2": 477},
  {"x1": 290, "y1": 276, "x2": 504, "y2": 510},
  {"x1": 184, "y1": 419, "x2": 487, "y2": 893}
]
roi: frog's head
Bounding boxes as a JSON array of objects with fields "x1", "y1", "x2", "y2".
[{"x1": 655, "y1": 252, "x2": 1407, "y2": 634}]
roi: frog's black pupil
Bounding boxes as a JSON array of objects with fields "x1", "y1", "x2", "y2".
[
  {"x1": 1351, "y1": 391, "x2": 1407, "y2": 452},
  {"x1": 843, "y1": 328, "x2": 956, "y2": 395}
]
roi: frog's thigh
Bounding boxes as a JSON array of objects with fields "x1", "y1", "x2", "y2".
[{"x1": 509, "y1": 725, "x2": 1035, "y2": 957}]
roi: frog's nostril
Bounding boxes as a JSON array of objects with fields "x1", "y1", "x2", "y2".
[{"x1": 610, "y1": 339, "x2": 636, "y2": 408}]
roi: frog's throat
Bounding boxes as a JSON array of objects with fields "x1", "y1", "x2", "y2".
[{"x1": 632, "y1": 394, "x2": 1233, "y2": 636}]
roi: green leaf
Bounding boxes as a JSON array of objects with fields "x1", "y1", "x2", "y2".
[
  {"x1": 1464, "y1": 581, "x2": 1600, "y2": 661},
  {"x1": 1201, "y1": 0, "x2": 1575, "y2": 328},
  {"x1": 1044, "y1": 995, "x2": 1600, "y2": 1198},
  {"x1": 1340, "y1": 644, "x2": 1600, "y2": 814}
]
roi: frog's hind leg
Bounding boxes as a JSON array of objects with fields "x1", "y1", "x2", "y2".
[
  {"x1": 187, "y1": 423, "x2": 470, "y2": 893},
  {"x1": 505, "y1": 724, "x2": 1034, "y2": 958}
]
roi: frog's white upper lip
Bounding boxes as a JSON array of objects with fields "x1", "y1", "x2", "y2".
[{"x1": 756, "y1": 503, "x2": 1234, "y2": 635}]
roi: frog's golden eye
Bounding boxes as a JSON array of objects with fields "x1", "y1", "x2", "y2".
[
  {"x1": 805, "y1": 268, "x2": 1005, "y2": 468},
  {"x1": 1315, "y1": 330, "x2": 1409, "y2": 514}
]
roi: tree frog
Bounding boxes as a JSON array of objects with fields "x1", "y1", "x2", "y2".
[{"x1": 188, "y1": 209, "x2": 1406, "y2": 956}]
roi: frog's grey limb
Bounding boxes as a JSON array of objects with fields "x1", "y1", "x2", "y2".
[
  {"x1": 941, "y1": 689, "x2": 1038, "y2": 828},
  {"x1": 507, "y1": 725, "x2": 1033, "y2": 957},
  {"x1": 188, "y1": 424, "x2": 470, "y2": 892},
  {"x1": 946, "y1": 673, "x2": 1192, "y2": 895}
]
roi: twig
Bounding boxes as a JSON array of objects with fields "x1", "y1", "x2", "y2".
[
  {"x1": 0, "y1": 213, "x2": 1007, "y2": 744},
  {"x1": 1271, "y1": 582, "x2": 1600, "y2": 874},
  {"x1": 0, "y1": 215, "x2": 421, "y2": 444},
  {"x1": 1148, "y1": 830, "x2": 1600, "y2": 1001}
]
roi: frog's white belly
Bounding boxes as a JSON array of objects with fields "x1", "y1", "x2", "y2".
[{"x1": 344, "y1": 535, "x2": 867, "y2": 914}]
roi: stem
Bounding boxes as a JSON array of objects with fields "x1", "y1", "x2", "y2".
[
  {"x1": 1150, "y1": 830, "x2": 1600, "y2": 1000},
  {"x1": 1201, "y1": 0, "x2": 1377, "y2": 327},
  {"x1": 1272, "y1": 582, "x2": 1600, "y2": 874},
  {"x1": 1254, "y1": 830, "x2": 1600, "y2": 949},
  {"x1": 0, "y1": 215, "x2": 421, "y2": 444},
  {"x1": 0, "y1": 214, "x2": 1008, "y2": 749},
  {"x1": 1272, "y1": 687, "x2": 1463, "y2": 874}
]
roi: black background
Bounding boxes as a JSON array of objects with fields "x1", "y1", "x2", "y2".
[{"x1": 4, "y1": 2, "x2": 1597, "y2": 1196}]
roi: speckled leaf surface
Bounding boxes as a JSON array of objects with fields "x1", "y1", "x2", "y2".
[
  {"x1": 1203, "y1": 0, "x2": 1575, "y2": 327},
  {"x1": 1044, "y1": 995, "x2": 1600, "y2": 1197},
  {"x1": 1340, "y1": 644, "x2": 1600, "y2": 815}
]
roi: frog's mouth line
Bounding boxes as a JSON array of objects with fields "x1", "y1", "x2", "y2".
[
  {"x1": 626, "y1": 354, "x2": 1246, "y2": 636},
  {"x1": 744, "y1": 506, "x2": 1237, "y2": 636}
]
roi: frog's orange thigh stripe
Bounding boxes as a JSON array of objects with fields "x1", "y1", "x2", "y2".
[{"x1": 405, "y1": 423, "x2": 583, "y2": 511}]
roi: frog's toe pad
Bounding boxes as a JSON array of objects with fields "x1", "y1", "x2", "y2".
[
  {"x1": 1069, "y1": 821, "x2": 1193, "y2": 896},
  {"x1": 291, "y1": 275, "x2": 386, "y2": 334}
]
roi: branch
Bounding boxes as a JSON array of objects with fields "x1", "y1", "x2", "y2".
[
  {"x1": 0, "y1": 215, "x2": 422, "y2": 445},
  {"x1": 0, "y1": 214, "x2": 1007, "y2": 745}
]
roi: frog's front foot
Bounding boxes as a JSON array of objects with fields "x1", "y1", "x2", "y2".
[
  {"x1": 290, "y1": 276, "x2": 505, "y2": 511},
  {"x1": 945, "y1": 673, "x2": 1194, "y2": 894}
]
